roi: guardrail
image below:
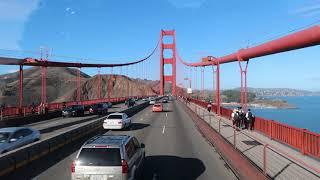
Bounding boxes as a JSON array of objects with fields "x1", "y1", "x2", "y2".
[
  {"x1": 184, "y1": 97, "x2": 320, "y2": 159},
  {"x1": 0, "y1": 100, "x2": 151, "y2": 177},
  {"x1": 0, "y1": 96, "x2": 149, "y2": 119}
]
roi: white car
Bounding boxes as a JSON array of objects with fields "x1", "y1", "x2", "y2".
[
  {"x1": 149, "y1": 100, "x2": 156, "y2": 105},
  {"x1": 103, "y1": 113, "x2": 131, "y2": 130}
]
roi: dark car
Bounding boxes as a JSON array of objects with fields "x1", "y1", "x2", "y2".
[
  {"x1": 62, "y1": 105, "x2": 85, "y2": 117},
  {"x1": 162, "y1": 98, "x2": 168, "y2": 103},
  {"x1": 125, "y1": 99, "x2": 135, "y2": 108},
  {"x1": 89, "y1": 103, "x2": 108, "y2": 115}
]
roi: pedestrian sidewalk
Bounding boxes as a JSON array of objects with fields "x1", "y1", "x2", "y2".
[{"x1": 187, "y1": 102, "x2": 320, "y2": 180}]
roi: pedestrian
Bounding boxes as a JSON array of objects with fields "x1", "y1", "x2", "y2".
[
  {"x1": 246, "y1": 109, "x2": 255, "y2": 130},
  {"x1": 62, "y1": 102, "x2": 66, "y2": 109},
  {"x1": 238, "y1": 107, "x2": 245, "y2": 129},
  {"x1": 231, "y1": 108, "x2": 237, "y2": 126},
  {"x1": 207, "y1": 103, "x2": 212, "y2": 112},
  {"x1": 31, "y1": 102, "x2": 36, "y2": 114}
]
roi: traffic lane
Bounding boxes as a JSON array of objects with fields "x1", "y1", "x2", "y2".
[
  {"x1": 107, "y1": 101, "x2": 236, "y2": 180},
  {"x1": 26, "y1": 102, "x2": 129, "y2": 131},
  {"x1": 29, "y1": 103, "x2": 153, "y2": 180},
  {"x1": 38, "y1": 100, "x2": 146, "y2": 139}
]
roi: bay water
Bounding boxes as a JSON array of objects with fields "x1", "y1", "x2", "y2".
[{"x1": 250, "y1": 96, "x2": 320, "y2": 133}]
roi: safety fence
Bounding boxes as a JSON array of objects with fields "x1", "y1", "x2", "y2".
[
  {"x1": 0, "y1": 96, "x2": 147, "y2": 119},
  {"x1": 185, "y1": 97, "x2": 320, "y2": 159}
]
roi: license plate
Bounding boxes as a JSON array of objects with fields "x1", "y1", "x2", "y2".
[
  {"x1": 89, "y1": 175, "x2": 109, "y2": 180},
  {"x1": 84, "y1": 174, "x2": 108, "y2": 180}
]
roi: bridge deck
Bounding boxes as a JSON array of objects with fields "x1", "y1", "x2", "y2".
[
  {"x1": 3, "y1": 100, "x2": 236, "y2": 180},
  {"x1": 188, "y1": 102, "x2": 320, "y2": 180}
]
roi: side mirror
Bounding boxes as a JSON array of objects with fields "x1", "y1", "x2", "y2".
[
  {"x1": 9, "y1": 138, "x2": 17, "y2": 143},
  {"x1": 140, "y1": 143, "x2": 145, "y2": 148}
]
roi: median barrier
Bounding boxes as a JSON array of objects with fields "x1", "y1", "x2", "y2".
[{"x1": 13, "y1": 147, "x2": 30, "y2": 169}]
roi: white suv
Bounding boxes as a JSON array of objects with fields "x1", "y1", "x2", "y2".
[{"x1": 71, "y1": 135, "x2": 145, "y2": 180}]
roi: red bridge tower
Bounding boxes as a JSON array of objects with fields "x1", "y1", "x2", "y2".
[{"x1": 160, "y1": 30, "x2": 176, "y2": 95}]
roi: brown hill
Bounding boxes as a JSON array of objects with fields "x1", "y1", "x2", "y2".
[
  {"x1": 0, "y1": 67, "x2": 159, "y2": 106},
  {"x1": 65, "y1": 75, "x2": 158, "y2": 102}
]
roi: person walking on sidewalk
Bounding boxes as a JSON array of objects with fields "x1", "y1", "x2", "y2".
[
  {"x1": 207, "y1": 103, "x2": 212, "y2": 112},
  {"x1": 246, "y1": 109, "x2": 255, "y2": 130}
]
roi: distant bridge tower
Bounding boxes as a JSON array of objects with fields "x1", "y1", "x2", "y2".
[{"x1": 160, "y1": 30, "x2": 176, "y2": 95}]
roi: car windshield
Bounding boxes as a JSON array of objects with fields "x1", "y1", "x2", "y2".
[
  {"x1": 107, "y1": 115, "x2": 123, "y2": 119},
  {"x1": 78, "y1": 148, "x2": 121, "y2": 166},
  {"x1": 154, "y1": 104, "x2": 161, "y2": 107},
  {"x1": 0, "y1": 132, "x2": 10, "y2": 143}
]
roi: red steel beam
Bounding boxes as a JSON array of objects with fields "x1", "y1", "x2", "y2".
[{"x1": 180, "y1": 25, "x2": 320, "y2": 67}]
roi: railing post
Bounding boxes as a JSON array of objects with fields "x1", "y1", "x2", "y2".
[
  {"x1": 23, "y1": 108, "x2": 26, "y2": 117},
  {"x1": 301, "y1": 129, "x2": 306, "y2": 155},
  {"x1": 269, "y1": 120, "x2": 273, "y2": 140},
  {"x1": 263, "y1": 144, "x2": 269, "y2": 176},
  {"x1": 0, "y1": 109, "x2": 3, "y2": 121}
]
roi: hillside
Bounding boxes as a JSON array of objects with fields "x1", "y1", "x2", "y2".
[
  {"x1": 0, "y1": 67, "x2": 158, "y2": 106},
  {"x1": 246, "y1": 88, "x2": 320, "y2": 97}
]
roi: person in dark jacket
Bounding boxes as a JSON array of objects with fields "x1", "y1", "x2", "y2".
[{"x1": 246, "y1": 109, "x2": 255, "y2": 130}]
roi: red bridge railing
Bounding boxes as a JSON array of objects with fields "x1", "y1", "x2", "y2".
[
  {"x1": 186, "y1": 97, "x2": 320, "y2": 159},
  {"x1": 0, "y1": 96, "x2": 144, "y2": 118}
]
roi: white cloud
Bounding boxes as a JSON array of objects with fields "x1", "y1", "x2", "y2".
[
  {"x1": 66, "y1": 7, "x2": 71, "y2": 11},
  {"x1": 0, "y1": 0, "x2": 41, "y2": 50},
  {"x1": 167, "y1": 0, "x2": 206, "y2": 8}
]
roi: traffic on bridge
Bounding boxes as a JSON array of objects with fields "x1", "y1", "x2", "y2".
[{"x1": 0, "y1": 1, "x2": 320, "y2": 180}]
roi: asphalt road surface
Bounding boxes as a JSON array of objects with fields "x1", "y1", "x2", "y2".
[{"x1": 7, "y1": 100, "x2": 236, "y2": 180}]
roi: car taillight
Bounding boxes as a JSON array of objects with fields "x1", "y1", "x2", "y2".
[
  {"x1": 71, "y1": 160, "x2": 75, "y2": 173},
  {"x1": 122, "y1": 160, "x2": 128, "y2": 174}
]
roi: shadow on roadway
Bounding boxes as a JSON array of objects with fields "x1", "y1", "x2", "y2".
[
  {"x1": 161, "y1": 110, "x2": 172, "y2": 113},
  {"x1": 142, "y1": 155, "x2": 205, "y2": 180}
]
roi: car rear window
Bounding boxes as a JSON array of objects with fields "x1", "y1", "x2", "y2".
[
  {"x1": 78, "y1": 148, "x2": 121, "y2": 166},
  {"x1": 154, "y1": 104, "x2": 161, "y2": 107},
  {"x1": 107, "y1": 115, "x2": 122, "y2": 119}
]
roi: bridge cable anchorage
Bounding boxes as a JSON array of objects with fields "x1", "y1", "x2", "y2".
[{"x1": 237, "y1": 50, "x2": 249, "y2": 111}]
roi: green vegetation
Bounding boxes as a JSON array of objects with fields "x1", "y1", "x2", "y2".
[{"x1": 221, "y1": 90, "x2": 256, "y2": 103}]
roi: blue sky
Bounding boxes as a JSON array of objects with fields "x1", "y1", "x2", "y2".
[{"x1": 0, "y1": 0, "x2": 320, "y2": 90}]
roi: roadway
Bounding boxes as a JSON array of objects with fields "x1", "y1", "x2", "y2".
[
  {"x1": 5, "y1": 100, "x2": 236, "y2": 180},
  {"x1": 25, "y1": 101, "x2": 143, "y2": 140}
]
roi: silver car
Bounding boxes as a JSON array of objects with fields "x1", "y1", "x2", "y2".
[
  {"x1": 103, "y1": 113, "x2": 131, "y2": 130},
  {"x1": 0, "y1": 127, "x2": 40, "y2": 154},
  {"x1": 71, "y1": 135, "x2": 145, "y2": 180}
]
